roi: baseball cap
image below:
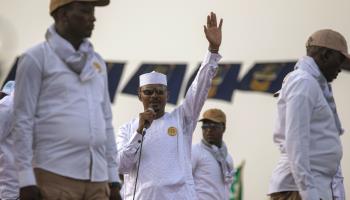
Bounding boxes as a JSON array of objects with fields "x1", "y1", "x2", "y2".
[
  {"x1": 50, "y1": 0, "x2": 110, "y2": 14},
  {"x1": 306, "y1": 29, "x2": 350, "y2": 69},
  {"x1": 199, "y1": 108, "x2": 226, "y2": 124},
  {"x1": 0, "y1": 81, "x2": 15, "y2": 96}
]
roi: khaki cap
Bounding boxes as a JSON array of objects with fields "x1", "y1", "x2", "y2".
[
  {"x1": 199, "y1": 108, "x2": 226, "y2": 124},
  {"x1": 306, "y1": 29, "x2": 350, "y2": 69},
  {"x1": 50, "y1": 0, "x2": 110, "y2": 14}
]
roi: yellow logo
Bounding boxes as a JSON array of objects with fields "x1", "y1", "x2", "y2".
[
  {"x1": 93, "y1": 62, "x2": 102, "y2": 73},
  {"x1": 168, "y1": 127, "x2": 177, "y2": 136}
]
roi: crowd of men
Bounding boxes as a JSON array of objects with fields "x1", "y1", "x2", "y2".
[{"x1": 1, "y1": 0, "x2": 349, "y2": 200}]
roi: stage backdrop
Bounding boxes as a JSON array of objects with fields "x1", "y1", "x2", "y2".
[{"x1": 1, "y1": 0, "x2": 350, "y2": 199}]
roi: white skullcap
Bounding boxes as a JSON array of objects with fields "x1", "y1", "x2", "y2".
[
  {"x1": 1, "y1": 81, "x2": 15, "y2": 95},
  {"x1": 139, "y1": 71, "x2": 167, "y2": 87}
]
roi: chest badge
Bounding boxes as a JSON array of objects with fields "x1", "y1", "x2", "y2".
[
  {"x1": 167, "y1": 127, "x2": 177, "y2": 136},
  {"x1": 93, "y1": 62, "x2": 102, "y2": 73}
]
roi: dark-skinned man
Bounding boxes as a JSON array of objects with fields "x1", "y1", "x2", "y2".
[
  {"x1": 116, "y1": 12, "x2": 223, "y2": 200},
  {"x1": 268, "y1": 29, "x2": 350, "y2": 200},
  {"x1": 192, "y1": 108, "x2": 235, "y2": 200},
  {"x1": 13, "y1": 0, "x2": 121, "y2": 199}
]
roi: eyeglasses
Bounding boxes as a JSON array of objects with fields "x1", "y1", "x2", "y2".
[
  {"x1": 141, "y1": 87, "x2": 167, "y2": 96},
  {"x1": 201, "y1": 123, "x2": 224, "y2": 130}
]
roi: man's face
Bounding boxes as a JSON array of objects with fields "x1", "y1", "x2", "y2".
[
  {"x1": 64, "y1": 2, "x2": 96, "y2": 39},
  {"x1": 319, "y1": 49, "x2": 345, "y2": 82},
  {"x1": 201, "y1": 119, "x2": 225, "y2": 146},
  {"x1": 138, "y1": 84, "x2": 168, "y2": 118}
]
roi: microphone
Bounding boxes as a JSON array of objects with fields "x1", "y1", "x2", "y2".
[
  {"x1": 142, "y1": 125, "x2": 149, "y2": 133},
  {"x1": 133, "y1": 107, "x2": 154, "y2": 200},
  {"x1": 147, "y1": 107, "x2": 155, "y2": 113}
]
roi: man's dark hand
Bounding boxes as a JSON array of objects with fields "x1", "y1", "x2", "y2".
[
  {"x1": 109, "y1": 182, "x2": 122, "y2": 200},
  {"x1": 137, "y1": 108, "x2": 156, "y2": 134},
  {"x1": 20, "y1": 185, "x2": 42, "y2": 200},
  {"x1": 204, "y1": 12, "x2": 223, "y2": 53}
]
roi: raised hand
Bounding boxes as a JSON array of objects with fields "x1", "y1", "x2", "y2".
[{"x1": 204, "y1": 12, "x2": 223, "y2": 53}]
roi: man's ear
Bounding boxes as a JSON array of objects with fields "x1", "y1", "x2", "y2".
[
  {"x1": 138, "y1": 88, "x2": 142, "y2": 101},
  {"x1": 320, "y1": 48, "x2": 331, "y2": 62}
]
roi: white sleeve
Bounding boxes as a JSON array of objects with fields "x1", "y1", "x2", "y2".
[
  {"x1": 116, "y1": 123, "x2": 143, "y2": 174},
  {"x1": 102, "y1": 67, "x2": 120, "y2": 183},
  {"x1": 13, "y1": 53, "x2": 42, "y2": 187},
  {"x1": 284, "y1": 79, "x2": 319, "y2": 200},
  {"x1": 332, "y1": 165, "x2": 345, "y2": 200},
  {"x1": 178, "y1": 51, "x2": 221, "y2": 130},
  {"x1": 0, "y1": 98, "x2": 13, "y2": 142}
]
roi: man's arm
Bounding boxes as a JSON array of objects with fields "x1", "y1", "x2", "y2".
[
  {"x1": 13, "y1": 53, "x2": 42, "y2": 199},
  {"x1": 102, "y1": 66, "x2": 120, "y2": 182},
  {"x1": 116, "y1": 123, "x2": 143, "y2": 174},
  {"x1": 0, "y1": 97, "x2": 13, "y2": 142},
  {"x1": 101, "y1": 64, "x2": 121, "y2": 200},
  {"x1": 284, "y1": 78, "x2": 319, "y2": 200},
  {"x1": 180, "y1": 12, "x2": 223, "y2": 124}
]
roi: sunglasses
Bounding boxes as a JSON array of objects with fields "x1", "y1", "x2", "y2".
[
  {"x1": 141, "y1": 87, "x2": 167, "y2": 96},
  {"x1": 201, "y1": 123, "x2": 224, "y2": 130}
]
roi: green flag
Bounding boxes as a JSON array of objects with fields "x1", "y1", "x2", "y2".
[{"x1": 230, "y1": 161, "x2": 245, "y2": 200}]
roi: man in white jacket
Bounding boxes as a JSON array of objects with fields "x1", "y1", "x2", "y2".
[
  {"x1": 192, "y1": 108, "x2": 234, "y2": 200},
  {"x1": 268, "y1": 29, "x2": 349, "y2": 200},
  {"x1": 116, "y1": 12, "x2": 223, "y2": 200},
  {"x1": 0, "y1": 81, "x2": 18, "y2": 200},
  {"x1": 12, "y1": 0, "x2": 121, "y2": 199}
]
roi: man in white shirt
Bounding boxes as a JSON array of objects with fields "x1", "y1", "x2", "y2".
[
  {"x1": 13, "y1": 0, "x2": 121, "y2": 199},
  {"x1": 0, "y1": 81, "x2": 18, "y2": 200},
  {"x1": 116, "y1": 12, "x2": 223, "y2": 200},
  {"x1": 268, "y1": 29, "x2": 350, "y2": 200},
  {"x1": 192, "y1": 108, "x2": 234, "y2": 200}
]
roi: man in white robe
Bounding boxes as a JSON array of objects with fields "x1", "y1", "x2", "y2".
[
  {"x1": 268, "y1": 29, "x2": 349, "y2": 200},
  {"x1": 116, "y1": 12, "x2": 223, "y2": 200}
]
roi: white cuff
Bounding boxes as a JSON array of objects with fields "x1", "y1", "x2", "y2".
[
  {"x1": 108, "y1": 166, "x2": 120, "y2": 182},
  {"x1": 127, "y1": 131, "x2": 143, "y2": 151},
  {"x1": 18, "y1": 168, "x2": 36, "y2": 187},
  {"x1": 204, "y1": 51, "x2": 222, "y2": 68}
]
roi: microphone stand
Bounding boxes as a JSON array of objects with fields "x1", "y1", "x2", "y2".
[{"x1": 132, "y1": 128, "x2": 146, "y2": 200}]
